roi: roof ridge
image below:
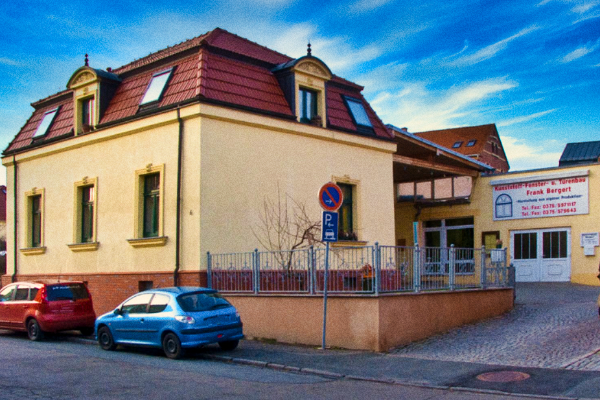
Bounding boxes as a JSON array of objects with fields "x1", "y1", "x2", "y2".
[
  {"x1": 30, "y1": 89, "x2": 72, "y2": 108},
  {"x1": 207, "y1": 27, "x2": 293, "y2": 63},
  {"x1": 112, "y1": 30, "x2": 212, "y2": 75}
]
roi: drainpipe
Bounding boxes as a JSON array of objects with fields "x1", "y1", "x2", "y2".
[
  {"x1": 11, "y1": 155, "x2": 18, "y2": 283},
  {"x1": 174, "y1": 109, "x2": 183, "y2": 286}
]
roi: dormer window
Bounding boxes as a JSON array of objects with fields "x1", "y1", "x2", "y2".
[
  {"x1": 140, "y1": 69, "x2": 173, "y2": 105},
  {"x1": 299, "y1": 88, "x2": 318, "y2": 124},
  {"x1": 79, "y1": 97, "x2": 94, "y2": 133},
  {"x1": 453, "y1": 141, "x2": 463, "y2": 148},
  {"x1": 344, "y1": 97, "x2": 372, "y2": 128},
  {"x1": 33, "y1": 108, "x2": 59, "y2": 138},
  {"x1": 466, "y1": 139, "x2": 477, "y2": 147}
]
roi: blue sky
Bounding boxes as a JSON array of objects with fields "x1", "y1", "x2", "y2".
[{"x1": 1, "y1": 0, "x2": 599, "y2": 185}]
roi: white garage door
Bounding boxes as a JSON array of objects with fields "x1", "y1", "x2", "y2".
[{"x1": 510, "y1": 228, "x2": 571, "y2": 282}]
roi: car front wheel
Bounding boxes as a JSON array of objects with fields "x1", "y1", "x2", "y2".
[
  {"x1": 162, "y1": 333, "x2": 184, "y2": 359},
  {"x1": 98, "y1": 326, "x2": 117, "y2": 351},
  {"x1": 27, "y1": 319, "x2": 44, "y2": 341},
  {"x1": 218, "y1": 340, "x2": 239, "y2": 351}
]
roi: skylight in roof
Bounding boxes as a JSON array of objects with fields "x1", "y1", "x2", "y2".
[
  {"x1": 453, "y1": 141, "x2": 463, "y2": 148},
  {"x1": 140, "y1": 69, "x2": 173, "y2": 105},
  {"x1": 466, "y1": 139, "x2": 477, "y2": 147},
  {"x1": 33, "y1": 108, "x2": 59, "y2": 138},
  {"x1": 345, "y1": 97, "x2": 372, "y2": 128}
]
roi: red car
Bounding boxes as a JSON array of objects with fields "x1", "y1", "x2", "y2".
[{"x1": 0, "y1": 281, "x2": 96, "y2": 340}]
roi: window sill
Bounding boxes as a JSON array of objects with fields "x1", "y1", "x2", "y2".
[
  {"x1": 67, "y1": 242, "x2": 99, "y2": 252},
  {"x1": 331, "y1": 241, "x2": 368, "y2": 248},
  {"x1": 127, "y1": 236, "x2": 168, "y2": 248},
  {"x1": 20, "y1": 247, "x2": 47, "y2": 256}
]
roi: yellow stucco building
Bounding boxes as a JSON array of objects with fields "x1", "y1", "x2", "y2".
[
  {"x1": 2, "y1": 28, "x2": 402, "y2": 313},
  {"x1": 395, "y1": 148, "x2": 600, "y2": 286}
]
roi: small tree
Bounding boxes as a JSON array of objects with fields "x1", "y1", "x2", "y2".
[{"x1": 252, "y1": 185, "x2": 322, "y2": 271}]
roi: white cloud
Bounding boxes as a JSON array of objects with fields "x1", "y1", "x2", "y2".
[
  {"x1": 0, "y1": 57, "x2": 19, "y2": 66},
  {"x1": 349, "y1": 0, "x2": 395, "y2": 13},
  {"x1": 371, "y1": 77, "x2": 518, "y2": 132},
  {"x1": 571, "y1": 0, "x2": 600, "y2": 14},
  {"x1": 497, "y1": 109, "x2": 557, "y2": 127},
  {"x1": 501, "y1": 135, "x2": 563, "y2": 171},
  {"x1": 560, "y1": 38, "x2": 600, "y2": 62},
  {"x1": 265, "y1": 23, "x2": 383, "y2": 72},
  {"x1": 447, "y1": 26, "x2": 539, "y2": 67}
]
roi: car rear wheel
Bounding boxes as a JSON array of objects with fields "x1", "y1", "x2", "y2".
[
  {"x1": 27, "y1": 319, "x2": 44, "y2": 341},
  {"x1": 98, "y1": 326, "x2": 117, "y2": 351},
  {"x1": 162, "y1": 333, "x2": 184, "y2": 359},
  {"x1": 218, "y1": 340, "x2": 239, "y2": 351}
]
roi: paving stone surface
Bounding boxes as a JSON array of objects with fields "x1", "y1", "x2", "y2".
[{"x1": 392, "y1": 283, "x2": 600, "y2": 371}]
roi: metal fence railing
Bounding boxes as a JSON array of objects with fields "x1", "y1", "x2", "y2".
[{"x1": 207, "y1": 244, "x2": 509, "y2": 295}]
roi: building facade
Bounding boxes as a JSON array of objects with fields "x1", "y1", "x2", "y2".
[{"x1": 2, "y1": 29, "x2": 398, "y2": 313}]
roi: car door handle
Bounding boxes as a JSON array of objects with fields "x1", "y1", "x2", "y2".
[{"x1": 140, "y1": 318, "x2": 145, "y2": 322}]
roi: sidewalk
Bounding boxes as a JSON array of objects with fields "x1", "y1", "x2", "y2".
[{"x1": 192, "y1": 339, "x2": 600, "y2": 400}]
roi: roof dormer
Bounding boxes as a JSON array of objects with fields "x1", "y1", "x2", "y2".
[
  {"x1": 273, "y1": 48, "x2": 332, "y2": 128},
  {"x1": 67, "y1": 58, "x2": 121, "y2": 135}
]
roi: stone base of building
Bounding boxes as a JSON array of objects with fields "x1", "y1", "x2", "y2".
[
  {"x1": 2, "y1": 271, "x2": 208, "y2": 315},
  {"x1": 226, "y1": 288, "x2": 514, "y2": 352}
]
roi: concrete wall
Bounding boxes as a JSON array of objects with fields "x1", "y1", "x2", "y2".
[{"x1": 226, "y1": 289, "x2": 514, "y2": 351}]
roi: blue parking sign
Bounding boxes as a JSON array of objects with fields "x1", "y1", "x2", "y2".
[{"x1": 321, "y1": 211, "x2": 338, "y2": 242}]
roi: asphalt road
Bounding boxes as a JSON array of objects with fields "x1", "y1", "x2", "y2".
[{"x1": 0, "y1": 331, "x2": 548, "y2": 400}]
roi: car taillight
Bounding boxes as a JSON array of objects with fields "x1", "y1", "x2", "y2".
[
  {"x1": 40, "y1": 287, "x2": 49, "y2": 304},
  {"x1": 175, "y1": 316, "x2": 195, "y2": 324}
]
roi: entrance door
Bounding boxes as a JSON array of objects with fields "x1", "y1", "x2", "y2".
[{"x1": 511, "y1": 228, "x2": 571, "y2": 282}]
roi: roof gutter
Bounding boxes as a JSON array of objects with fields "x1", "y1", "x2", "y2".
[
  {"x1": 174, "y1": 108, "x2": 183, "y2": 287},
  {"x1": 11, "y1": 155, "x2": 18, "y2": 283}
]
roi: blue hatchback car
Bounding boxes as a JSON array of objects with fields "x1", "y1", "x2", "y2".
[{"x1": 95, "y1": 287, "x2": 243, "y2": 359}]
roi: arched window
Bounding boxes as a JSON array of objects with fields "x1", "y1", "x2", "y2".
[{"x1": 495, "y1": 194, "x2": 512, "y2": 218}]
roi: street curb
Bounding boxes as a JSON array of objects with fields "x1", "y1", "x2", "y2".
[{"x1": 68, "y1": 336, "x2": 579, "y2": 400}]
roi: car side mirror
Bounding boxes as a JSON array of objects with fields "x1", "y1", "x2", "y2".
[{"x1": 114, "y1": 308, "x2": 122, "y2": 315}]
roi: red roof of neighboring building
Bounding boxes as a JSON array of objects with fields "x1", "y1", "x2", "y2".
[
  {"x1": 413, "y1": 124, "x2": 509, "y2": 172},
  {"x1": 5, "y1": 28, "x2": 391, "y2": 154}
]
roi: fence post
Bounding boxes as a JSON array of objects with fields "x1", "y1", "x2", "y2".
[
  {"x1": 480, "y1": 246, "x2": 487, "y2": 289},
  {"x1": 309, "y1": 245, "x2": 315, "y2": 295},
  {"x1": 413, "y1": 246, "x2": 421, "y2": 293},
  {"x1": 374, "y1": 242, "x2": 380, "y2": 296},
  {"x1": 449, "y1": 245, "x2": 455, "y2": 290},
  {"x1": 206, "y1": 252, "x2": 212, "y2": 289},
  {"x1": 253, "y1": 249, "x2": 260, "y2": 295}
]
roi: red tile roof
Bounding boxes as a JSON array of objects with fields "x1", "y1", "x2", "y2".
[
  {"x1": 414, "y1": 124, "x2": 509, "y2": 171},
  {"x1": 6, "y1": 28, "x2": 392, "y2": 154}
]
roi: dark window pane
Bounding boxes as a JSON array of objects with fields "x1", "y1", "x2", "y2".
[
  {"x1": 446, "y1": 228, "x2": 474, "y2": 248},
  {"x1": 46, "y1": 284, "x2": 89, "y2": 301},
  {"x1": 31, "y1": 195, "x2": 42, "y2": 247},
  {"x1": 177, "y1": 292, "x2": 231, "y2": 312},
  {"x1": 299, "y1": 88, "x2": 318, "y2": 123},
  {"x1": 143, "y1": 173, "x2": 160, "y2": 237},
  {"x1": 514, "y1": 234, "x2": 523, "y2": 259},
  {"x1": 529, "y1": 233, "x2": 537, "y2": 259},
  {"x1": 337, "y1": 183, "x2": 354, "y2": 239},
  {"x1": 15, "y1": 288, "x2": 29, "y2": 301},
  {"x1": 424, "y1": 220, "x2": 442, "y2": 228},
  {"x1": 445, "y1": 217, "x2": 474, "y2": 227},
  {"x1": 560, "y1": 231, "x2": 567, "y2": 258},
  {"x1": 81, "y1": 186, "x2": 94, "y2": 243}
]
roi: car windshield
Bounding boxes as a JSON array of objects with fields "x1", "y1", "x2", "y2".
[
  {"x1": 177, "y1": 292, "x2": 232, "y2": 312},
  {"x1": 46, "y1": 284, "x2": 89, "y2": 301}
]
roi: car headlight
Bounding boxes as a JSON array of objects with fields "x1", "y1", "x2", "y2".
[{"x1": 175, "y1": 316, "x2": 195, "y2": 324}]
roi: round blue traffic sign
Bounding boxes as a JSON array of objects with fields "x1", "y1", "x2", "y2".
[{"x1": 318, "y1": 182, "x2": 343, "y2": 211}]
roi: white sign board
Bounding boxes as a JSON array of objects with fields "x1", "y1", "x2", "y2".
[
  {"x1": 580, "y1": 232, "x2": 599, "y2": 247},
  {"x1": 492, "y1": 175, "x2": 589, "y2": 221}
]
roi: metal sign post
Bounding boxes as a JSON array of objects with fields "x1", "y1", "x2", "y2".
[{"x1": 318, "y1": 183, "x2": 343, "y2": 350}]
